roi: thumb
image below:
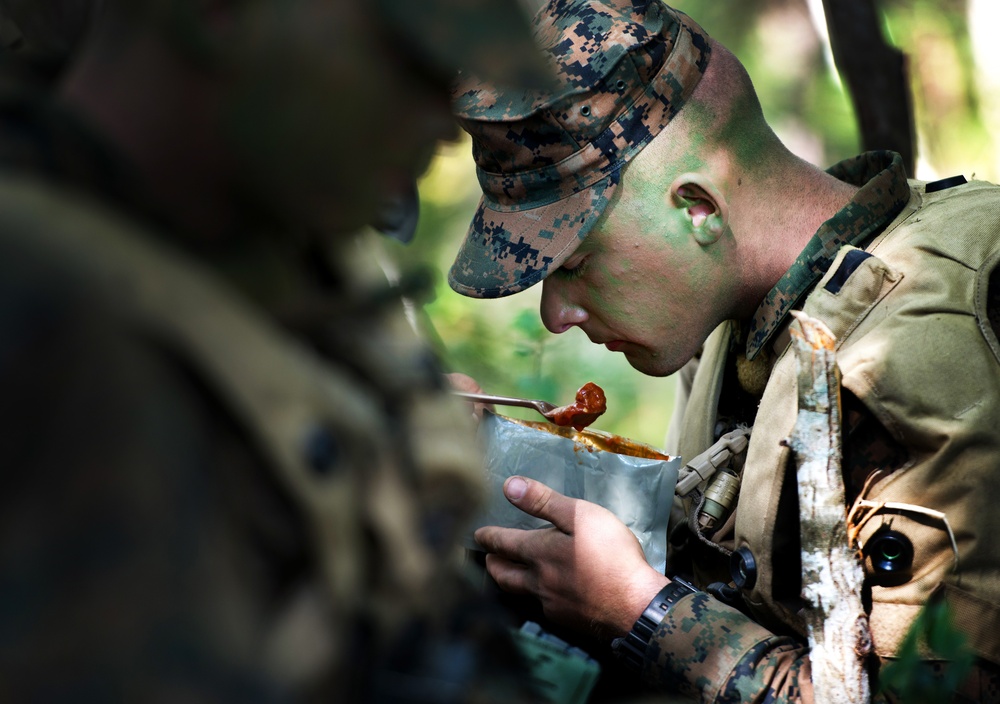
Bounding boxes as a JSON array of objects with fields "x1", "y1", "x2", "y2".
[{"x1": 504, "y1": 476, "x2": 576, "y2": 533}]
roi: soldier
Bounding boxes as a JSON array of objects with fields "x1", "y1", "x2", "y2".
[
  {"x1": 0, "y1": 0, "x2": 551, "y2": 701},
  {"x1": 450, "y1": 0, "x2": 1000, "y2": 701}
]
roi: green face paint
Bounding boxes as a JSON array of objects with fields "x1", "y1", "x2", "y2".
[{"x1": 538, "y1": 137, "x2": 738, "y2": 378}]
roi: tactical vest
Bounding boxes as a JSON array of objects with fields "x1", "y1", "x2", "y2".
[
  {"x1": 674, "y1": 178, "x2": 1000, "y2": 663},
  {"x1": 0, "y1": 172, "x2": 486, "y2": 682}
]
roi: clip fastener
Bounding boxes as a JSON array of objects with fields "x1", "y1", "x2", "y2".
[{"x1": 674, "y1": 428, "x2": 750, "y2": 497}]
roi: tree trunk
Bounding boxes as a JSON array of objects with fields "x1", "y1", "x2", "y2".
[
  {"x1": 821, "y1": 0, "x2": 916, "y2": 176},
  {"x1": 785, "y1": 311, "x2": 871, "y2": 704}
]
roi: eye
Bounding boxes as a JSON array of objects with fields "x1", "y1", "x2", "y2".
[{"x1": 555, "y1": 256, "x2": 589, "y2": 280}]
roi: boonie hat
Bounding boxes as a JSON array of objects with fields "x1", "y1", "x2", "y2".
[{"x1": 448, "y1": 0, "x2": 711, "y2": 299}]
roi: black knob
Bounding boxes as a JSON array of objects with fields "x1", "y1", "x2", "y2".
[
  {"x1": 730, "y1": 546, "x2": 758, "y2": 590},
  {"x1": 865, "y1": 529, "x2": 914, "y2": 575}
]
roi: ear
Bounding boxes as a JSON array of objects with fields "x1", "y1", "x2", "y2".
[{"x1": 669, "y1": 174, "x2": 729, "y2": 246}]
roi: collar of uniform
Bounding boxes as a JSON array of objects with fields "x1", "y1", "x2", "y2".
[{"x1": 744, "y1": 151, "x2": 910, "y2": 360}]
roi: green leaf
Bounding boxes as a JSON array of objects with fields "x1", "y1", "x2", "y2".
[{"x1": 878, "y1": 600, "x2": 975, "y2": 703}]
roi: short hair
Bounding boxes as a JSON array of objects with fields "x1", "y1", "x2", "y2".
[{"x1": 626, "y1": 41, "x2": 780, "y2": 188}]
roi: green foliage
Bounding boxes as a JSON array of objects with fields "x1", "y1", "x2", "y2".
[
  {"x1": 878, "y1": 599, "x2": 975, "y2": 702},
  {"x1": 881, "y1": 0, "x2": 997, "y2": 179}
]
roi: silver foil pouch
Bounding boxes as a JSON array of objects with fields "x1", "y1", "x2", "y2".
[{"x1": 468, "y1": 411, "x2": 680, "y2": 573}]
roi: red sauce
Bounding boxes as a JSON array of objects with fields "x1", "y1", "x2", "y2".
[
  {"x1": 515, "y1": 418, "x2": 671, "y2": 460},
  {"x1": 549, "y1": 382, "x2": 607, "y2": 431}
]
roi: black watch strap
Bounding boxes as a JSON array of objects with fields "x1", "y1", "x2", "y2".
[{"x1": 611, "y1": 576, "x2": 699, "y2": 672}]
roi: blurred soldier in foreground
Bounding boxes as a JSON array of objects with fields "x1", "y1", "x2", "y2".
[{"x1": 0, "y1": 0, "x2": 549, "y2": 700}]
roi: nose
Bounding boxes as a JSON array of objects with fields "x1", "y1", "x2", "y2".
[{"x1": 540, "y1": 278, "x2": 588, "y2": 334}]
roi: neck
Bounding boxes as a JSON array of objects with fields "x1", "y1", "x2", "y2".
[
  {"x1": 58, "y1": 32, "x2": 238, "y2": 242},
  {"x1": 727, "y1": 147, "x2": 859, "y2": 319}
]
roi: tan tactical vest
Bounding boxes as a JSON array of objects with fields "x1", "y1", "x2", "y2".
[
  {"x1": 675, "y1": 178, "x2": 1000, "y2": 663},
  {"x1": 0, "y1": 172, "x2": 485, "y2": 682}
]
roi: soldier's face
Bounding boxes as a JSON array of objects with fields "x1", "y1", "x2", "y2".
[
  {"x1": 538, "y1": 180, "x2": 737, "y2": 377},
  {"x1": 220, "y1": 0, "x2": 456, "y2": 234}
]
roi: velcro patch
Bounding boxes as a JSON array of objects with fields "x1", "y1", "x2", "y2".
[{"x1": 824, "y1": 249, "x2": 873, "y2": 294}]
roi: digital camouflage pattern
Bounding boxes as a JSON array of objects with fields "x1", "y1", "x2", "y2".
[
  {"x1": 647, "y1": 591, "x2": 1000, "y2": 702},
  {"x1": 449, "y1": 0, "x2": 711, "y2": 298},
  {"x1": 744, "y1": 151, "x2": 910, "y2": 361},
  {"x1": 646, "y1": 592, "x2": 811, "y2": 702}
]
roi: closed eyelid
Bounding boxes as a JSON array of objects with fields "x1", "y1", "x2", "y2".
[{"x1": 555, "y1": 255, "x2": 588, "y2": 279}]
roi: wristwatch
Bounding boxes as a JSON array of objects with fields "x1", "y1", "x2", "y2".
[{"x1": 611, "y1": 576, "x2": 700, "y2": 672}]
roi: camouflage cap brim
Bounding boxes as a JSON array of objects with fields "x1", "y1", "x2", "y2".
[{"x1": 448, "y1": 170, "x2": 620, "y2": 299}]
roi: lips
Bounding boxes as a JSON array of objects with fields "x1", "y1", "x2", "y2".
[{"x1": 604, "y1": 340, "x2": 627, "y2": 352}]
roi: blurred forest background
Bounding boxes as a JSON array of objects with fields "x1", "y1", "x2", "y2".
[{"x1": 382, "y1": 0, "x2": 1000, "y2": 450}]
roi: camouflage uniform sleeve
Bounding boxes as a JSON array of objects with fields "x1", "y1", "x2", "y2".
[
  {"x1": 642, "y1": 591, "x2": 1000, "y2": 702},
  {"x1": 642, "y1": 592, "x2": 814, "y2": 703}
]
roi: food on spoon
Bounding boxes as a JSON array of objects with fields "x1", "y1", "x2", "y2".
[{"x1": 548, "y1": 382, "x2": 607, "y2": 431}]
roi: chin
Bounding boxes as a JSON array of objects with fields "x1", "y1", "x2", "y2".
[{"x1": 623, "y1": 351, "x2": 678, "y2": 378}]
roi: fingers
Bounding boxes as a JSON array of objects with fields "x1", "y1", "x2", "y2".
[
  {"x1": 444, "y1": 372, "x2": 484, "y2": 394},
  {"x1": 444, "y1": 372, "x2": 494, "y2": 419},
  {"x1": 474, "y1": 525, "x2": 545, "y2": 596},
  {"x1": 474, "y1": 525, "x2": 531, "y2": 561},
  {"x1": 483, "y1": 553, "x2": 534, "y2": 595},
  {"x1": 503, "y1": 476, "x2": 577, "y2": 533}
]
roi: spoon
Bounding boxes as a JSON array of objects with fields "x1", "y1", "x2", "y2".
[
  {"x1": 452, "y1": 391, "x2": 558, "y2": 419},
  {"x1": 453, "y1": 382, "x2": 607, "y2": 431}
]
